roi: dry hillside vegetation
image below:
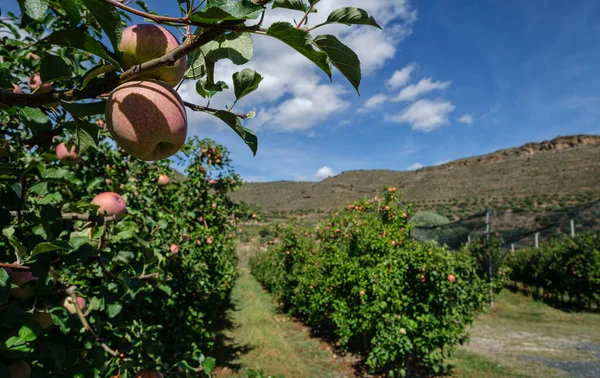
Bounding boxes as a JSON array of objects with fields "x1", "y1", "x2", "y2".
[{"x1": 232, "y1": 135, "x2": 600, "y2": 218}]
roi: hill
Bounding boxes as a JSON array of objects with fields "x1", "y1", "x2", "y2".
[{"x1": 231, "y1": 135, "x2": 600, "y2": 220}]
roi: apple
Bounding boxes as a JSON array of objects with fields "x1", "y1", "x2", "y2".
[
  {"x1": 391, "y1": 240, "x2": 397, "y2": 247},
  {"x1": 105, "y1": 80, "x2": 188, "y2": 161},
  {"x1": 96, "y1": 119, "x2": 105, "y2": 128},
  {"x1": 55, "y1": 143, "x2": 80, "y2": 166},
  {"x1": 181, "y1": 234, "x2": 190, "y2": 242},
  {"x1": 384, "y1": 205, "x2": 390, "y2": 211},
  {"x1": 447, "y1": 274, "x2": 456, "y2": 283},
  {"x1": 170, "y1": 244, "x2": 179, "y2": 254},
  {"x1": 92, "y1": 192, "x2": 127, "y2": 218},
  {"x1": 5, "y1": 269, "x2": 38, "y2": 300},
  {"x1": 208, "y1": 179, "x2": 217, "y2": 185},
  {"x1": 134, "y1": 369, "x2": 164, "y2": 378},
  {"x1": 12, "y1": 84, "x2": 22, "y2": 94},
  {"x1": 251, "y1": 213, "x2": 258, "y2": 219},
  {"x1": 399, "y1": 328, "x2": 407, "y2": 335},
  {"x1": 196, "y1": 239, "x2": 202, "y2": 246},
  {"x1": 31, "y1": 311, "x2": 53, "y2": 330},
  {"x1": 62, "y1": 296, "x2": 86, "y2": 314},
  {"x1": 359, "y1": 290, "x2": 365, "y2": 296},
  {"x1": 157, "y1": 174, "x2": 170, "y2": 186},
  {"x1": 211, "y1": 203, "x2": 217, "y2": 209},
  {"x1": 9, "y1": 360, "x2": 31, "y2": 378},
  {"x1": 206, "y1": 236, "x2": 214, "y2": 245},
  {"x1": 27, "y1": 74, "x2": 52, "y2": 94},
  {"x1": 120, "y1": 24, "x2": 186, "y2": 87},
  {"x1": 420, "y1": 274, "x2": 426, "y2": 283}
]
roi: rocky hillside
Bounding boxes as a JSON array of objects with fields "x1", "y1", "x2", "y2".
[{"x1": 231, "y1": 135, "x2": 600, "y2": 217}]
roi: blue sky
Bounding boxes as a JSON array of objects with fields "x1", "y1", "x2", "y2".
[{"x1": 5, "y1": 1, "x2": 600, "y2": 181}]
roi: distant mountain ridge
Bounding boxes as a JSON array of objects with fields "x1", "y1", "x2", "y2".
[{"x1": 231, "y1": 135, "x2": 600, "y2": 215}]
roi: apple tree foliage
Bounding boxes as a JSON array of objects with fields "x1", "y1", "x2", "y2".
[
  {"x1": 0, "y1": 0, "x2": 379, "y2": 376},
  {"x1": 251, "y1": 189, "x2": 488, "y2": 377}
]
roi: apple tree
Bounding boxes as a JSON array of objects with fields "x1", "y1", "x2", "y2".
[{"x1": 0, "y1": 0, "x2": 378, "y2": 376}]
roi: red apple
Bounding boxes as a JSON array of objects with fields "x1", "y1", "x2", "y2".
[
  {"x1": 206, "y1": 236, "x2": 214, "y2": 245},
  {"x1": 62, "y1": 296, "x2": 86, "y2": 314},
  {"x1": 92, "y1": 192, "x2": 127, "y2": 218},
  {"x1": 182, "y1": 234, "x2": 190, "y2": 242},
  {"x1": 208, "y1": 179, "x2": 217, "y2": 185},
  {"x1": 211, "y1": 203, "x2": 217, "y2": 209},
  {"x1": 96, "y1": 119, "x2": 105, "y2": 128},
  {"x1": 9, "y1": 360, "x2": 31, "y2": 378},
  {"x1": 105, "y1": 80, "x2": 187, "y2": 161},
  {"x1": 359, "y1": 290, "x2": 365, "y2": 296},
  {"x1": 56, "y1": 143, "x2": 80, "y2": 166},
  {"x1": 170, "y1": 244, "x2": 179, "y2": 254},
  {"x1": 447, "y1": 274, "x2": 456, "y2": 283},
  {"x1": 157, "y1": 174, "x2": 170, "y2": 186},
  {"x1": 120, "y1": 24, "x2": 186, "y2": 87},
  {"x1": 5, "y1": 268, "x2": 38, "y2": 300}
]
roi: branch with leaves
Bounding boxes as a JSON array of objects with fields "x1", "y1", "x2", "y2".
[{"x1": 9, "y1": 211, "x2": 119, "y2": 224}]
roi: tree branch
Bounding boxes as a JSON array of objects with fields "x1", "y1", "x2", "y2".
[
  {"x1": 101, "y1": 0, "x2": 267, "y2": 33},
  {"x1": 66, "y1": 286, "x2": 119, "y2": 358},
  {"x1": 9, "y1": 211, "x2": 119, "y2": 224},
  {"x1": 183, "y1": 101, "x2": 248, "y2": 119},
  {"x1": 0, "y1": 263, "x2": 30, "y2": 271},
  {"x1": 0, "y1": 28, "x2": 224, "y2": 108}
]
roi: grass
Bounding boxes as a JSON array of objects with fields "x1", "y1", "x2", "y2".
[
  {"x1": 213, "y1": 269, "x2": 350, "y2": 378},
  {"x1": 449, "y1": 290, "x2": 600, "y2": 377},
  {"x1": 220, "y1": 238, "x2": 600, "y2": 377}
]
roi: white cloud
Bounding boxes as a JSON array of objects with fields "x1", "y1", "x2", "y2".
[
  {"x1": 179, "y1": 1, "x2": 417, "y2": 133},
  {"x1": 358, "y1": 94, "x2": 389, "y2": 112},
  {"x1": 458, "y1": 114, "x2": 473, "y2": 124},
  {"x1": 387, "y1": 63, "x2": 416, "y2": 89},
  {"x1": 314, "y1": 166, "x2": 336, "y2": 180},
  {"x1": 394, "y1": 78, "x2": 451, "y2": 102},
  {"x1": 407, "y1": 162, "x2": 424, "y2": 170},
  {"x1": 385, "y1": 99, "x2": 455, "y2": 132}
]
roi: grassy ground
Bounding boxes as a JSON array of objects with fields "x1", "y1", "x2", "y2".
[
  {"x1": 215, "y1": 237, "x2": 600, "y2": 377},
  {"x1": 212, "y1": 269, "x2": 356, "y2": 378}
]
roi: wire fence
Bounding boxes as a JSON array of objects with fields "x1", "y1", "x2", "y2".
[{"x1": 412, "y1": 200, "x2": 600, "y2": 251}]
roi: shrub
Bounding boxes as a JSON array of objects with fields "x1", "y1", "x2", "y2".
[{"x1": 251, "y1": 191, "x2": 486, "y2": 376}]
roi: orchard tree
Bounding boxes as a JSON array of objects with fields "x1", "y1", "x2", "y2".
[{"x1": 0, "y1": 0, "x2": 378, "y2": 377}]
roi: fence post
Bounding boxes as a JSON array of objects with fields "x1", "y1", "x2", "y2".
[
  {"x1": 467, "y1": 235, "x2": 471, "y2": 244},
  {"x1": 535, "y1": 232, "x2": 539, "y2": 248},
  {"x1": 486, "y1": 209, "x2": 493, "y2": 309},
  {"x1": 511, "y1": 243, "x2": 514, "y2": 253},
  {"x1": 570, "y1": 219, "x2": 575, "y2": 238}
]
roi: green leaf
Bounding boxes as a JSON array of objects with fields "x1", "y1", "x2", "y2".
[
  {"x1": 18, "y1": 324, "x2": 39, "y2": 342},
  {"x1": 272, "y1": 0, "x2": 309, "y2": 12},
  {"x1": 209, "y1": 110, "x2": 258, "y2": 155},
  {"x1": 21, "y1": 0, "x2": 49, "y2": 21},
  {"x1": 61, "y1": 101, "x2": 106, "y2": 118},
  {"x1": 0, "y1": 268, "x2": 9, "y2": 304},
  {"x1": 233, "y1": 69, "x2": 263, "y2": 100},
  {"x1": 319, "y1": 7, "x2": 381, "y2": 29},
  {"x1": 19, "y1": 107, "x2": 49, "y2": 124},
  {"x1": 56, "y1": 0, "x2": 81, "y2": 24},
  {"x1": 83, "y1": 0, "x2": 123, "y2": 53},
  {"x1": 80, "y1": 64, "x2": 119, "y2": 90},
  {"x1": 107, "y1": 302, "x2": 123, "y2": 318},
  {"x1": 314, "y1": 34, "x2": 361, "y2": 93},
  {"x1": 74, "y1": 117, "x2": 99, "y2": 152},
  {"x1": 203, "y1": 32, "x2": 254, "y2": 65},
  {"x1": 31, "y1": 241, "x2": 67, "y2": 257},
  {"x1": 203, "y1": 357, "x2": 216, "y2": 374},
  {"x1": 44, "y1": 30, "x2": 120, "y2": 66},
  {"x1": 267, "y1": 22, "x2": 331, "y2": 79},
  {"x1": 40, "y1": 55, "x2": 72, "y2": 82},
  {"x1": 189, "y1": 0, "x2": 263, "y2": 23},
  {"x1": 185, "y1": 48, "x2": 207, "y2": 80}
]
